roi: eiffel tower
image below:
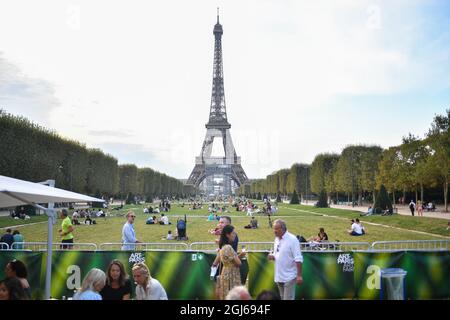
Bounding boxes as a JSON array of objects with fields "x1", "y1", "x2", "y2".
[{"x1": 186, "y1": 10, "x2": 248, "y2": 195}]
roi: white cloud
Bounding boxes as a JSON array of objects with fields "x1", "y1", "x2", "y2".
[{"x1": 0, "y1": 0, "x2": 448, "y2": 179}]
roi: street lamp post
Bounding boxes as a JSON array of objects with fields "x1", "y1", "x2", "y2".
[{"x1": 305, "y1": 166, "x2": 308, "y2": 204}]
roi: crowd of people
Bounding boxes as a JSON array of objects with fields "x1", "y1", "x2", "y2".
[{"x1": 5, "y1": 194, "x2": 448, "y2": 301}]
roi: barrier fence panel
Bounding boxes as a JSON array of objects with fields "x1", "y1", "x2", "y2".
[
  {"x1": 371, "y1": 240, "x2": 450, "y2": 251},
  {"x1": 98, "y1": 242, "x2": 189, "y2": 251},
  {"x1": 188, "y1": 242, "x2": 217, "y2": 252},
  {"x1": 4, "y1": 240, "x2": 450, "y2": 252},
  {"x1": 0, "y1": 242, "x2": 9, "y2": 250},
  {"x1": 10, "y1": 242, "x2": 97, "y2": 251},
  {"x1": 300, "y1": 242, "x2": 371, "y2": 252},
  {"x1": 240, "y1": 242, "x2": 273, "y2": 252},
  {"x1": 189, "y1": 242, "x2": 374, "y2": 252}
]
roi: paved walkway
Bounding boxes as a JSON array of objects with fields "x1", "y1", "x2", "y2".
[{"x1": 299, "y1": 201, "x2": 450, "y2": 220}]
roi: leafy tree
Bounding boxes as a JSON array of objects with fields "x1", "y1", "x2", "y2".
[
  {"x1": 316, "y1": 189, "x2": 328, "y2": 208},
  {"x1": 311, "y1": 153, "x2": 339, "y2": 203},
  {"x1": 376, "y1": 147, "x2": 401, "y2": 205},
  {"x1": 290, "y1": 189, "x2": 300, "y2": 204},
  {"x1": 373, "y1": 185, "x2": 393, "y2": 214},
  {"x1": 276, "y1": 192, "x2": 282, "y2": 203},
  {"x1": 425, "y1": 109, "x2": 450, "y2": 212}
]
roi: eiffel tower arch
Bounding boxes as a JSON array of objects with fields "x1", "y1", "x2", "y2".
[{"x1": 187, "y1": 11, "x2": 248, "y2": 196}]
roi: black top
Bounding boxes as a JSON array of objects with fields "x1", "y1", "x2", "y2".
[
  {"x1": 319, "y1": 233, "x2": 329, "y2": 241},
  {"x1": 0, "y1": 234, "x2": 14, "y2": 248},
  {"x1": 100, "y1": 278, "x2": 132, "y2": 300},
  {"x1": 231, "y1": 234, "x2": 239, "y2": 252}
]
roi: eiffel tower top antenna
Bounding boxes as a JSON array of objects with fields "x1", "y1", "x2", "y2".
[{"x1": 217, "y1": 7, "x2": 219, "y2": 24}]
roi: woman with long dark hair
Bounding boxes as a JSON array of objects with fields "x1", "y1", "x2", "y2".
[
  {"x1": 213, "y1": 225, "x2": 242, "y2": 300},
  {"x1": 100, "y1": 260, "x2": 132, "y2": 300},
  {"x1": 0, "y1": 277, "x2": 29, "y2": 300},
  {"x1": 4, "y1": 259, "x2": 31, "y2": 299}
]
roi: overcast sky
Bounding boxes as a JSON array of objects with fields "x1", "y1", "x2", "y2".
[{"x1": 1, "y1": 0, "x2": 449, "y2": 179}]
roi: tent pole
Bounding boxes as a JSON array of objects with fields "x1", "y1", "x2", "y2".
[{"x1": 45, "y1": 202, "x2": 54, "y2": 299}]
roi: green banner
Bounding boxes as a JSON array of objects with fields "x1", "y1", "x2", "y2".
[
  {"x1": 353, "y1": 251, "x2": 405, "y2": 299},
  {"x1": 0, "y1": 251, "x2": 43, "y2": 299},
  {"x1": 402, "y1": 251, "x2": 450, "y2": 299},
  {"x1": 248, "y1": 252, "x2": 355, "y2": 299},
  {"x1": 146, "y1": 251, "x2": 216, "y2": 300},
  {"x1": 45, "y1": 250, "x2": 143, "y2": 299},
  {"x1": 0, "y1": 250, "x2": 448, "y2": 299},
  {"x1": 353, "y1": 251, "x2": 450, "y2": 300}
]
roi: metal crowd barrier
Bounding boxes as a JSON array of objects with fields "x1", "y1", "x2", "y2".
[
  {"x1": 0, "y1": 242, "x2": 9, "y2": 250},
  {"x1": 371, "y1": 240, "x2": 450, "y2": 252},
  {"x1": 189, "y1": 242, "x2": 274, "y2": 252},
  {"x1": 98, "y1": 242, "x2": 189, "y2": 251},
  {"x1": 2, "y1": 240, "x2": 449, "y2": 252},
  {"x1": 188, "y1": 242, "x2": 218, "y2": 252},
  {"x1": 300, "y1": 242, "x2": 371, "y2": 252},
  {"x1": 10, "y1": 242, "x2": 97, "y2": 251}
]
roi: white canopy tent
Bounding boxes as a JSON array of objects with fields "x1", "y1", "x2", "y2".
[{"x1": 0, "y1": 174, "x2": 104, "y2": 299}]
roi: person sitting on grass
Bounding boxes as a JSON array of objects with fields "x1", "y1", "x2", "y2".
[
  {"x1": 146, "y1": 216, "x2": 155, "y2": 224},
  {"x1": 356, "y1": 219, "x2": 366, "y2": 234},
  {"x1": 309, "y1": 227, "x2": 328, "y2": 242},
  {"x1": 159, "y1": 214, "x2": 170, "y2": 225},
  {"x1": 361, "y1": 206, "x2": 373, "y2": 216},
  {"x1": 207, "y1": 212, "x2": 215, "y2": 221},
  {"x1": 166, "y1": 230, "x2": 174, "y2": 240},
  {"x1": 244, "y1": 217, "x2": 258, "y2": 229},
  {"x1": 348, "y1": 219, "x2": 364, "y2": 236},
  {"x1": 72, "y1": 211, "x2": 80, "y2": 225}
]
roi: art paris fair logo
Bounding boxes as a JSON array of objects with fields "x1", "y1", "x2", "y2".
[
  {"x1": 129, "y1": 252, "x2": 145, "y2": 264},
  {"x1": 337, "y1": 253, "x2": 354, "y2": 272}
]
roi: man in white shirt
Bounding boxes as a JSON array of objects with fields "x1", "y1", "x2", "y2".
[
  {"x1": 132, "y1": 262, "x2": 168, "y2": 300},
  {"x1": 268, "y1": 219, "x2": 303, "y2": 300},
  {"x1": 159, "y1": 214, "x2": 169, "y2": 225},
  {"x1": 348, "y1": 219, "x2": 364, "y2": 236},
  {"x1": 122, "y1": 211, "x2": 140, "y2": 250}
]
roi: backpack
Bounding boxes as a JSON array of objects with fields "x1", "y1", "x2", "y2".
[{"x1": 409, "y1": 203, "x2": 415, "y2": 209}]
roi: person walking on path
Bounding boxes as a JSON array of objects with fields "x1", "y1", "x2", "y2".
[
  {"x1": 409, "y1": 200, "x2": 416, "y2": 216},
  {"x1": 268, "y1": 219, "x2": 303, "y2": 300}
]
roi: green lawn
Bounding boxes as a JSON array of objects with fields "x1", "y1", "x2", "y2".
[
  {"x1": 2, "y1": 202, "x2": 448, "y2": 245},
  {"x1": 0, "y1": 215, "x2": 48, "y2": 228}
]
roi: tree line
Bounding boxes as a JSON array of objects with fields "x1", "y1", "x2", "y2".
[
  {"x1": 238, "y1": 109, "x2": 449, "y2": 211},
  {"x1": 0, "y1": 110, "x2": 193, "y2": 202}
]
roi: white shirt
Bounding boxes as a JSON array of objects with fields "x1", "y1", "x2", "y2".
[
  {"x1": 351, "y1": 223, "x2": 363, "y2": 235},
  {"x1": 122, "y1": 222, "x2": 136, "y2": 250},
  {"x1": 273, "y1": 231, "x2": 303, "y2": 283},
  {"x1": 135, "y1": 278, "x2": 168, "y2": 300},
  {"x1": 161, "y1": 216, "x2": 169, "y2": 225}
]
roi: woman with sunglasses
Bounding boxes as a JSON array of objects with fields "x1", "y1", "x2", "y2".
[{"x1": 100, "y1": 260, "x2": 132, "y2": 300}]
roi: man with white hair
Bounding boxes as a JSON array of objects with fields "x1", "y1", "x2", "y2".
[
  {"x1": 268, "y1": 219, "x2": 303, "y2": 300},
  {"x1": 132, "y1": 262, "x2": 168, "y2": 300},
  {"x1": 225, "y1": 285, "x2": 252, "y2": 300}
]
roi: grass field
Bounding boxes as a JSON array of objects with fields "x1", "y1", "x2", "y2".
[{"x1": 1, "y1": 202, "x2": 449, "y2": 246}]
